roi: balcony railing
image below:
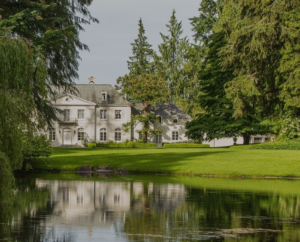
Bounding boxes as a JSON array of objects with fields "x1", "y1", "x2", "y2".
[{"x1": 58, "y1": 118, "x2": 78, "y2": 124}]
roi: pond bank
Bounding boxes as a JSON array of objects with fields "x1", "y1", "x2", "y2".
[{"x1": 32, "y1": 147, "x2": 300, "y2": 178}]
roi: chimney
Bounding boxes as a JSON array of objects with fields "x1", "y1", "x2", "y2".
[{"x1": 88, "y1": 76, "x2": 95, "y2": 84}]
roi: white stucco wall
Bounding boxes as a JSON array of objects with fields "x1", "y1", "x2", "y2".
[
  {"x1": 132, "y1": 117, "x2": 191, "y2": 143},
  {"x1": 50, "y1": 95, "x2": 132, "y2": 146},
  {"x1": 96, "y1": 106, "x2": 131, "y2": 142}
]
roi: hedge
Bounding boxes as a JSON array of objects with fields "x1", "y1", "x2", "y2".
[
  {"x1": 250, "y1": 139, "x2": 300, "y2": 150},
  {"x1": 229, "y1": 139, "x2": 300, "y2": 150},
  {"x1": 163, "y1": 143, "x2": 210, "y2": 148},
  {"x1": 96, "y1": 142, "x2": 157, "y2": 148}
]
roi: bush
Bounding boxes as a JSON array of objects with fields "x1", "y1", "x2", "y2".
[
  {"x1": 163, "y1": 143, "x2": 210, "y2": 148},
  {"x1": 230, "y1": 145, "x2": 254, "y2": 149},
  {"x1": 96, "y1": 141, "x2": 157, "y2": 148},
  {"x1": 250, "y1": 139, "x2": 300, "y2": 150},
  {"x1": 22, "y1": 133, "x2": 52, "y2": 170},
  {"x1": 135, "y1": 143, "x2": 157, "y2": 148},
  {"x1": 87, "y1": 143, "x2": 96, "y2": 148}
]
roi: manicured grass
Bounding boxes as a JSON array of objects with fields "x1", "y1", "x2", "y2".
[{"x1": 32, "y1": 147, "x2": 300, "y2": 177}]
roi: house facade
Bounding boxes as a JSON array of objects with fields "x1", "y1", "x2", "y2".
[{"x1": 49, "y1": 82, "x2": 191, "y2": 146}]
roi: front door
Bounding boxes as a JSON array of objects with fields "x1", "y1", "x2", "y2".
[{"x1": 63, "y1": 129, "x2": 72, "y2": 145}]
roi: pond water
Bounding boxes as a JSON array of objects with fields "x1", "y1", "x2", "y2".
[{"x1": 1, "y1": 173, "x2": 300, "y2": 241}]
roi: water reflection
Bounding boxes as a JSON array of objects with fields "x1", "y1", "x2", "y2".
[{"x1": 1, "y1": 174, "x2": 300, "y2": 241}]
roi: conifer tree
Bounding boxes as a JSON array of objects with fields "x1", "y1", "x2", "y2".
[
  {"x1": 127, "y1": 19, "x2": 155, "y2": 77},
  {"x1": 156, "y1": 10, "x2": 189, "y2": 99},
  {"x1": 217, "y1": 0, "x2": 300, "y2": 118},
  {"x1": 186, "y1": 0, "x2": 271, "y2": 144}
]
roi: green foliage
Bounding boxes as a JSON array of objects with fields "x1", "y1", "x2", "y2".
[
  {"x1": 87, "y1": 143, "x2": 96, "y2": 148},
  {"x1": 127, "y1": 18, "x2": 155, "y2": 77},
  {"x1": 163, "y1": 143, "x2": 210, "y2": 148},
  {"x1": 217, "y1": 0, "x2": 300, "y2": 117},
  {"x1": 116, "y1": 73, "x2": 168, "y2": 142},
  {"x1": 156, "y1": 10, "x2": 189, "y2": 99},
  {"x1": 22, "y1": 133, "x2": 52, "y2": 170},
  {"x1": 96, "y1": 142, "x2": 156, "y2": 148},
  {"x1": 0, "y1": 0, "x2": 98, "y2": 126},
  {"x1": 272, "y1": 116, "x2": 300, "y2": 140},
  {"x1": 250, "y1": 139, "x2": 300, "y2": 150},
  {"x1": 0, "y1": 152, "x2": 14, "y2": 221},
  {"x1": 0, "y1": 37, "x2": 48, "y2": 171}
]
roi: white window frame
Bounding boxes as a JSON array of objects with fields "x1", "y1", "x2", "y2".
[
  {"x1": 100, "y1": 128, "x2": 107, "y2": 141},
  {"x1": 78, "y1": 128, "x2": 85, "y2": 141},
  {"x1": 115, "y1": 128, "x2": 122, "y2": 142},
  {"x1": 101, "y1": 92, "x2": 107, "y2": 101},
  {"x1": 115, "y1": 110, "x2": 122, "y2": 120},
  {"x1": 172, "y1": 131, "x2": 179, "y2": 141},
  {"x1": 100, "y1": 110, "x2": 107, "y2": 120},
  {"x1": 64, "y1": 109, "x2": 70, "y2": 121},
  {"x1": 49, "y1": 129, "x2": 56, "y2": 141},
  {"x1": 77, "y1": 109, "x2": 84, "y2": 120}
]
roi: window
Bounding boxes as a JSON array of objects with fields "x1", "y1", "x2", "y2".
[
  {"x1": 78, "y1": 128, "x2": 85, "y2": 141},
  {"x1": 115, "y1": 110, "x2": 122, "y2": 119},
  {"x1": 100, "y1": 128, "x2": 107, "y2": 141},
  {"x1": 265, "y1": 137, "x2": 269, "y2": 142},
  {"x1": 156, "y1": 117, "x2": 161, "y2": 123},
  {"x1": 64, "y1": 109, "x2": 70, "y2": 121},
  {"x1": 100, "y1": 110, "x2": 107, "y2": 120},
  {"x1": 172, "y1": 131, "x2": 179, "y2": 141},
  {"x1": 101, "y1": 92, "x2": 106, "y2": 101},
  {"x1": 49, "y1": 129, "x2": 55, "y2": 141},
  {"x1": 173, "y1": 118, "x2": 178, "y2": 124},
  {"x1": 115, "y1": 128, "x2": 121, "y2": 141},
  {"x1": 78, "y1": 109, "x2": 84, "y2": 119}
]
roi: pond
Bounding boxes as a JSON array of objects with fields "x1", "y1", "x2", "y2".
[{"x1": 1, "y1": 173, "x2": 300, "y2": 241}]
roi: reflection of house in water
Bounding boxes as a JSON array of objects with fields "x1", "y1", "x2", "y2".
[{"x1": 36, "y1": 179, "x2": 186, "y2": 227}]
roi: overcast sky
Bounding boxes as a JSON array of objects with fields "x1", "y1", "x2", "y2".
[{"x1": 77, "y1": 0, "x2": 201, "y2": 85}]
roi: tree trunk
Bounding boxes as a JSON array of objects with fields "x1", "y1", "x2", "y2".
[
  {"x1": 242, "y1": 133, "x2": 250, "y2": 145},
  {"x1": 142, "y1": 103, "x2": 149, "y2": 143}
]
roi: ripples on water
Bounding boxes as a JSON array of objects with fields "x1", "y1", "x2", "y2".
[{"x1": 1, "y1": 173, "x2": 300, "y2": 241}]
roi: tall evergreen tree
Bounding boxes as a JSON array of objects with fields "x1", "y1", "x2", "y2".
[
  {"x1": 186, "y1": 0, "x2": 270, "y2": 144},
  {"x1": 217, "y1": 0, "x2": 300, "y2": 118},
  {"x1": 127, "y1": 19, "x2": 155, "y2": 77},
  {"x1": 118, "y1": 19, "x2": 167, "y2": 142},
  {"x1": 156, "y1": 10, "x2": 189, "y2": 99}
]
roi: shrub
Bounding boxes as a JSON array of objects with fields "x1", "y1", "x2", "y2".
[
  {"x1": 22, "y1": 133, "x2": 52, "y2": 170},
  {"x1": 126, "y1": 141, "x2": 136, "y2": 148},
  {"x1": 87, "y1": 143, "x2": 96, "y2": 148},
  {"x1": 135, "y1": 143, "x2": 157, "y2": 148},
  {"x1": 163, "y1": 143, "x2": 210, "y2": 148},
  {"x1": 250, "y1": 139, "x2": 300, "y2": 150},
  {"x1": 96, "y1": 142, "x2": 156, "y2": 148},
  {"x1": 230, "y1": 145, "x2": 253, "y2": 149}
]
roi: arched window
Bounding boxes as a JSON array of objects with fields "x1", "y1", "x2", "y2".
[
  {"x1": 100, "y1": 128, "x2": 107, "y2": 141},
  {"x1": 115, "y1": 128, "x2": 121, "y2": 141},
  {"x1": 78, "y1": 128, "x2": 85, "y2": 141}
]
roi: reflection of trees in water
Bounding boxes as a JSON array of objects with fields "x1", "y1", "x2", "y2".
[
  {"x1": 0, "y1": 174, "x2": 75, "y2": 242},
  {"x1": 122, "y1": 188, "x2": 300, "y2": 242}
]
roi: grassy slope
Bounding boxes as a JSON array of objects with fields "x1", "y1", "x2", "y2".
[{"x1": 32, "y1": 147, "x2": 300, "y2": 177}]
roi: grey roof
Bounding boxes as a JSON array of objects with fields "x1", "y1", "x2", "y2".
[
  {"x1": 54, "y1": 84, "x2": 130, "y2": 106},
  {"x1": 132, "y1": 103, "x2": 191, "y2": 119}
]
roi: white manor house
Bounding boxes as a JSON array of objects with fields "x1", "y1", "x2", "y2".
[
  {"x1": 49, "y1": 80, "x2": 192, "y2": 146},
  {"x1": 49, "y1": 79, "x2": 269, "y2": 147}
]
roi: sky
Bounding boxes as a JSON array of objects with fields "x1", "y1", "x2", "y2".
[{"x1": 77, "y1": 0, "x2": 201, "y2": 86}]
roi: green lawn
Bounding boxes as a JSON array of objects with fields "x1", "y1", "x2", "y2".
[{"x1": 32, "y1": 147, "x2": 300, "y2": 177}]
